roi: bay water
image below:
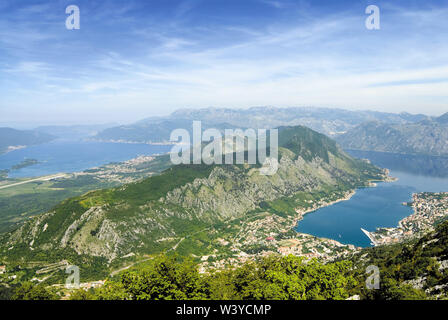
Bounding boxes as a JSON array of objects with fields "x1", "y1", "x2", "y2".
[
  {"x1": 0, "y1": 140, "x2": 172, "y2": 178},
  {"x1": 295, "y1": 150, "x2": 448, "y2": 247}
]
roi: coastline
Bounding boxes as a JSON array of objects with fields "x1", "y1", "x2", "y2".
[
  {"x1": 369, "y1": 192, "x2": 448, "y2": 246},
  {"x1": 1, "y1": 141, "x2": 172, "y2": 180},
  {"x1": 88, "y1": 138, "x2": 176, "y2": 146},
  {"x1": 289, "y1": 168, "x2": 394, "y2": 248},
  {"x1": 293, "y1": 189, "x2": 357, "y2": 223},
  {"x1": 287, "y1": 189, "x2": 358, "y2": 248},
  {"x1": 1, "y1": 145, "x2": 27, "y2": 155}
]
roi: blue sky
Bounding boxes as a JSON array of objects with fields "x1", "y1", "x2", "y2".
[{"x1": 1, "y1": 0, "x2": 448, "y2": 126}]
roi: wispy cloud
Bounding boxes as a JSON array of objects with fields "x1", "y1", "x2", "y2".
[
  {"x1": 1, "y1": 0, "x2": 447, "y2": 125},
  {"x1": 260, "y1": 0, "x2": 287, "y2": 9}
]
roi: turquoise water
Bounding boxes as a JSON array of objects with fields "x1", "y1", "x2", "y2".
[
  {"x1": 295, "y1": 151, "x2": 448, "y2": 247},
  {"x1": 0, "y1": 140, "x2": 172, "y2": 178}
]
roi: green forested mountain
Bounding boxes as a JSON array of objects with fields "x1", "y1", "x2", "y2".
[
  {"x1": 0, "y1": 125, "x2": 385, "y2": 281},
  {"x1": 79, "y1": 215, "x2": 448, "y2": 300},
  {"x1": 2, "y1": 124, "x2": 448, "y2": 300},
  {"x1": 86, "y1": 219, "x2": 448, "y2": 300},
  {"x1": 0, "y1": 128, "x2": 56, "y2": 154},
  {"x1": 6, "y1": 219, "x2": 448, "y2": 300},
  {"x1": 336, "y1": 120, "x2": 448, "y2": 156}
]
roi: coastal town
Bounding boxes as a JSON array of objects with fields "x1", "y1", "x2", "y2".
[
  {"x1": 369, "y1": 192, "x2": 448, "y2": 245},
  {"x1": 73, "y1": 155, "x2": 161, "y2": 184},
  {"x1": 199, "y1": 190, "x2": 448, "y2": 272},
  {"x1": 198, "y1": 190, "x2": 359, "y2": 272}
]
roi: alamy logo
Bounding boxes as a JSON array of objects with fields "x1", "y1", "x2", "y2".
[
  {"x1": 365, "y1": 5, "x2": 380, "y2": 30},
  {"x1": 65, "y1": 265, "x2": 80, "y2": 289},
  {"x1": 65, "y1": 5, "x2": 80, "y2": 30},
  {"x1": 366, "y1": 265, "x2": 380, "y2": 290},
  {"x1": 169, "y1": 121, "x2": 279, "y2": 175}
]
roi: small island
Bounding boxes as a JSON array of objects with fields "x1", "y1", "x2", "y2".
[
  {"x1": 11, "y1": 158, "x2": 40, "y2": 170},
  {"x1": 0, "y1": 169, "x2": 9, "y2": 180}
]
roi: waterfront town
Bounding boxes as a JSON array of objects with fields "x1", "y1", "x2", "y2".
[
  {"x1": 73, "y1": 155, "x2": 160, "y2": 184},
  {"x1": 198, "y1": 190, "x2": 359, "y2": 272},
  {"x1": 369, "y1": 192, "x2": 448, "y2": 245},
  {"x1": 199, "y1": 191, "x2": 448, "y2": 272}
]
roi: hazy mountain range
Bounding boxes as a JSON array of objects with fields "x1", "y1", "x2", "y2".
[
  {"x1": 92, "y1": 107, "x2": 432, "y2": 144},
  {"x1": 0, "y1": 124, "x2": 117, "y2": 154},
  {"x1": 2, "y1": 107, "x2": 446, "y2": 157},
  {"x1": 0, "y1": 128, "x2": 56, "y2": 154},
  {"x1": 336, "y1": 113, "x2": 448, "y2": 156},
  {"x1": 35, "y1": 124, "x2": 118, "y2": 140},
  {"x1": 91, "y1": 107, "x2": 448, "y2": 157}
]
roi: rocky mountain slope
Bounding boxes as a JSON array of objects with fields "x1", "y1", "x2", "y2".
[
  {"x1": 336, "y1": 116, "x2": 448, "y2": 156},
  {"x1": 0, "y1": 126, "x2": 385, "y2": 279}
]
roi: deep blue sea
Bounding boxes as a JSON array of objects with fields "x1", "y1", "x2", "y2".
[
  {"x1": 295, "y1": 150, "x2": 448, "y2": 247},
  {"x1": 0, "y1": 140, "x2": 172, "y2": 178}
]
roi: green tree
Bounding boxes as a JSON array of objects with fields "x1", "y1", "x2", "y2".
[
  {"x1": 362, "y1": 278, "x2": 427, "y2": 300},
  {"x1": 69, "y1": 288, "x2": 96, "y2": 300},
  {"x1": 85, "y1": 254, "x2": 360, "y2": 300},
  {"x1": 93, "y1": 254, "x2": 206, "y2": 300},
  {"x1": 229, "y1": 255, "x2": 356, "y2": 300},
  {"x1": 12, "y1": 282, "x2": 59, "y2": 300}
]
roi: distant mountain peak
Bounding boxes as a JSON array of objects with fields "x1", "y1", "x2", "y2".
[
  {"x1": 436, "y1": 112, "x2": 448, "y2": 124},
  {"x1": 336, "y1": 120, "x2": 448, "y2": 156}
]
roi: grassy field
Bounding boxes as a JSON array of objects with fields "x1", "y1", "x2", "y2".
[{"x1": 0, "y1": 176, "x2": 107, "y2": 233}]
